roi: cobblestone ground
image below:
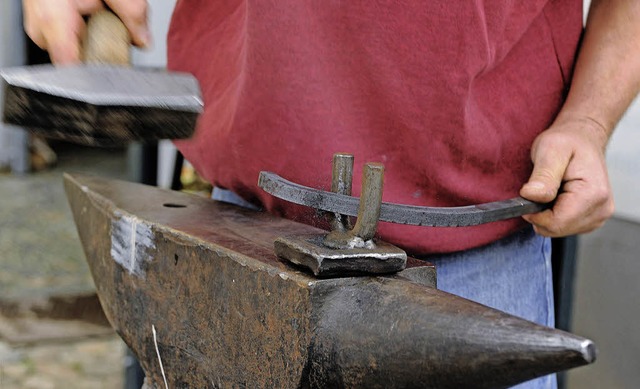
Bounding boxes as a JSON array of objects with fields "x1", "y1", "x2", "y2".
[{"x1": 0, "y1": 336, "x2": 125, "y2": 389}]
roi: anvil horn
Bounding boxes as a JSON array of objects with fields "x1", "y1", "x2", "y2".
[
  {"x1": 309, "y1": 279, "x2": 594, "y2": 388},
  {"x1": 63, "y1": 173, "x2": 595, "y2": 388}
]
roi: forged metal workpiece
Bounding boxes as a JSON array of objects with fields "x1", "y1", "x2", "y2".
[
  {"x1": 65, "y1": 173, "x2": 595, "y2": 388},
  {"x1": 258, "y1": 171, "x2": 550, "y2": 227},
  {"x1": 1, "y1": 65, "x2": 202, "y2": 146},
  {"x1": 261, "y1": 153, "x2": 549, "y2": 276}
]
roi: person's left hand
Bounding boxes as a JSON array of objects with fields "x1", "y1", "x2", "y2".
[{"x1": 519, "y1": 116, "x2": 614, "y2": 237}]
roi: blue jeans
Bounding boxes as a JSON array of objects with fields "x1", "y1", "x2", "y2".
[
  {"x1": 427, "y1": 226, "x2": 556, "y2": 389},
  {"x1": 214, "y1": 188, "x2": 556, "y2": 388}
]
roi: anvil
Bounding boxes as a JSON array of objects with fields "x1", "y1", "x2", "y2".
[{"x1": 64, "y1": 173, "x2": 594, "y2": 388}]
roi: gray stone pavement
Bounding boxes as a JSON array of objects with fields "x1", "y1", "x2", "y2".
[
  {"x1": 0, "y1": 142, "x2": 128, "y2": 300},
  {"x1": 0, "y1": 335, "x2": 125, "y2": 389},
  {"x1": 0, "y1": 142, "x2": 129, "y2": 388}
]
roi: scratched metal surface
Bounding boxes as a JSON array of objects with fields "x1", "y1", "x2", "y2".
[{"x1": 65, "y1": 174, "x2": 595, "y2": 388}]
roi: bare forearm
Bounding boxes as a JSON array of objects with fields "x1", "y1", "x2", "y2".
[
  {"x1": 557, "y1": 0, "x2": 640, "y2": 141},
  {"x1": 520, "y1": 0, "x2": 640, "y2": 236}
]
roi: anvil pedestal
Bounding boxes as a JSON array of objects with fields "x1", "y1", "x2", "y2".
[{"x1": 64, "y1": 173, "x2": 595, "y2": 388}]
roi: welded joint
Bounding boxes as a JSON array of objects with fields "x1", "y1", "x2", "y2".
[{"x1": 323, "y1": 153, "x2": 385, "y2": 250}]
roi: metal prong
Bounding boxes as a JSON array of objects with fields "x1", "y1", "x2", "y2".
[
  {"x1": 351, "y1": 163, "x2": 384, "y2": 242},
  {"x1": 330, "y1": 153, "x2": 354, "y2": 232}
]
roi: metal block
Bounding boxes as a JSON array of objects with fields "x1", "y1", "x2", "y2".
[{"x1": 275, "y1": 234, "x2": 406, "y2": 277}]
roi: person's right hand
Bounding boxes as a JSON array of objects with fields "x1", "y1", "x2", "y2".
[{"x1": 22, "y1": 0, "x2": 149, "y2": 64}]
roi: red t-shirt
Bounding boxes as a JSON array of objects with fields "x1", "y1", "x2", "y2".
[{"x1": 168, "y1": 1, "x2": 582, "y2": 254}]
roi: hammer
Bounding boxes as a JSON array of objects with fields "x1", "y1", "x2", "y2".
[{"x1": 0, "y1": 10, "x2": 202, "y2": 147}]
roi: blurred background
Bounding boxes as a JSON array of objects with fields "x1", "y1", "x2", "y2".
[
  {"x1": 0, "y1": 1, "x2": 188, "y2": 388},
  {"x1": 0, "y1": 0, "x2": 639, "y2": 388}
]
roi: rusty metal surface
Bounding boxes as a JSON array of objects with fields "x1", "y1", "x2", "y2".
[
  {"x1": 258, "y1": 171, "x2": 550, "y2": 227},
  {"x1": 64, "y1": 174, "x2": 595, "y2": 388},
  {"x1": 65, "y1": 173, "x2": 312, "y2": 387},
  {"x1": 1, "y1": 65, "x2": 202, "y2": 146}
]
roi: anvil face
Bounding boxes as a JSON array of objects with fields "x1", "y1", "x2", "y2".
[
  {"x1": 64, "y1": 174, "x2": 595, "y2": 388},
  {"x1": 1, "y1": 65, "x2": 202, "y2": 146}
]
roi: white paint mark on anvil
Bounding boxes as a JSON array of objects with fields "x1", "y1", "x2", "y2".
[{"x1": 110, "y1": 214, "x2": 156, "y2": 277}]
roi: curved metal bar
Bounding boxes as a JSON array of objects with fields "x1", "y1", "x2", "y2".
[{"x1": 258, "y1": 171, "x2": 551, "y2": 227}]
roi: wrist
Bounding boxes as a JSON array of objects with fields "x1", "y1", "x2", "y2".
[{"x1": 551, "y1": 111, "x2": 612, "y2": 151}]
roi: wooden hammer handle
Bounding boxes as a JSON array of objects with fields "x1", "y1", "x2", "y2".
[{"x1": 82, "y1": 9, "x2": 130, "y2": 64}]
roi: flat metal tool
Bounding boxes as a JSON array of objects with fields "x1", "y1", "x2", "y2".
[
  {"x1": 0, "y1": 10, "x2": 202, "y2": 146},
  {"x1": 258, "y1": 153, "x2": 550, "y2": 277}
]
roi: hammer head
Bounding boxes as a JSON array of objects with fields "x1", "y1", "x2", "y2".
[{"x1": 1, "y1": 65, "x2": 203, "y2": 146}]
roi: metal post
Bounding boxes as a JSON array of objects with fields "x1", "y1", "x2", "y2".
[{"x1": 0, "y1": 0, "x2": 28, "y2": 174}]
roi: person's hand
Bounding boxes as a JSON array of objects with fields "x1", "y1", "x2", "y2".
[
  {"x1": 22, "y1": 0, "x2": 149, "y2": 64},
  {"x1": 519, "y1": 116, "x2": 614, "y2": 237}
]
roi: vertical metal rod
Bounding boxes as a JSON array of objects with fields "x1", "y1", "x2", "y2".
[
  {"x1": 330, "y1": 153, "x2": 354, "y2": 232},
  {"x1": 331, "y1": 153, "x2": 354, "y2": 195},
  {"x1": 351, "y1": 163, "x2": 384, "y2": 242},
  {"x1": 323, "y1": 157, "x2": 384, "y2": 249}
]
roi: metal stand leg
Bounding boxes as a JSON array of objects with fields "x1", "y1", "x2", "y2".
[
  {"x1": 123, "y1": 347, "x2": 146, "y2": 389},
  {"x1": 0, "y1": 126, "x2": 29, "y2": 174},
  {"x1": 127, "y1": 142, "x2": 158, "y2": 186},
  {"x1": 552, "y1": 235, "x2": 578, "y2": 331},
  {"x1": 552, "y1": 235, "x2": 579, "y2": 389},
  {"x1": 171, "y1": 151, "x2": 184, "y2": 191},
  {"x1": 9, "y1": 127, "x2": 30, "y2": 174}
]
